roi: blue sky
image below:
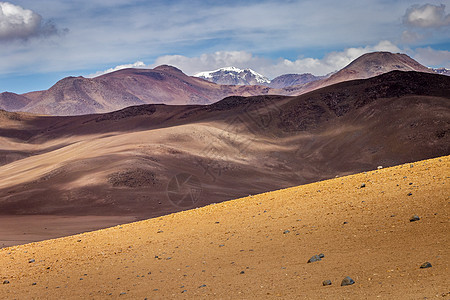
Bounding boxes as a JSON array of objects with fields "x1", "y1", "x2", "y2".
[{"x1": 0, "y1": 0, "x2": 449, "y2": 93}]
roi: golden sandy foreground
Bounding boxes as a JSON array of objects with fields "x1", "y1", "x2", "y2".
[{"x1": 1, "y1": 156, "x2": 449, "y2": 299}]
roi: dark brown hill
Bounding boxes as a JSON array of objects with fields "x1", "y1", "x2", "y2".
[
  {"x1": 285, "y1": 52, "x2": 436, "y2": 95},
  {"x1": 0, "y1": 92, "x2": 32, "y2": 112},
  {"x1": 3, "y1": 66, "x2": 278, "y2": 116},
  {"x1": 0, "y1": 71, "x2": 448, "y2": 222},
  {"x1": 0, "y1": 52, "x2": 437, "y2": 116}
]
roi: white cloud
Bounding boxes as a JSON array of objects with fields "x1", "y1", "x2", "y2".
[
  {"x1": 152, "y1": 41, "x2": 402, "y2": 78},
  {"x1": 0, "y1": 1, "x2": 59, "y2": 40},
  {"x1": 403, "y1": 4, "x2": 450, "y2": 28},
  {"x1": 412, "y1": 47, "x2": 450, "y2": 67},
  {"x1": 401, "y1": 30, "x2": 424, "y2": 43},
  {"x1": 87, "y1": 61, "x2": 146, "y2": 77}
]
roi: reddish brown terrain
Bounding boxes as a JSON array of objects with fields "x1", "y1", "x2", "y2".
[
  {"x1": 0, "y1": 52, "x2": 438, "y2": 116},
  {"x1": 0, "y1": 70, "x2": 449, "y2": 246},
  {"x1": 285, "y1": 52, "x2": 436, "y2": 95},
  {"x1": 0, "y1": 155, "x2": 448, "y2": 299},
  {"x1": 3, "y1": 66, "x2": 278, "y2": 116}
]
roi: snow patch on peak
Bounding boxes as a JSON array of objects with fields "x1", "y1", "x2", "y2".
[{"x1": 195, "y1": 67, "x2": 270, "y2": 85}]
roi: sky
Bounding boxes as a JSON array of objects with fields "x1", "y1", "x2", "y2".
[{"x1": 0, "y1": 0, "x2": 449, "y2": 93}]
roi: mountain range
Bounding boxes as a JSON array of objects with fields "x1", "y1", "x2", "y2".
[
  {"x1": 0, "y1": 70, "x2": 448, "y2": 218},
  {"x1": 0, "y1": 52, "x2": 447, "y2": 116},
  {"x1": 195, "y1": 66, "x2": 271, "y2": 85}
]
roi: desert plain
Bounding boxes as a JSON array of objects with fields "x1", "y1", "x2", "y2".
[{"x1": 0, "y1": 155, "x2": 448, "y2": 299}]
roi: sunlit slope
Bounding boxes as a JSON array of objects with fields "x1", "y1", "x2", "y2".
[{"x1": 0, "y1": 155, "x2": 448, "y2": 299}]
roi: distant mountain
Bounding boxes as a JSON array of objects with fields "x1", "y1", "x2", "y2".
[
  {"x1": 285, "y1": 52, "x2": 435, "y2": 95},
  {"x1": 0, "y1": 52, "x2": 441, "y2": 116},
  {"x1": 2, "y1": 65, "x2": 279, "y2": 116},
  {"x1": 433, "y1": 68, "x2": 450, "y2": 76},
  {"x1": 195, "y1": 67, "x2": 271, "y2": 86},
  {"x1": 0, "y1": 92, "x2": 32, "y2": 112},
  {"x1": 0, "y1": 70, "x2": 448, "y2": 217},
  {"x1": 269, "y1": 73, "x2": 325, "y2": 88}
]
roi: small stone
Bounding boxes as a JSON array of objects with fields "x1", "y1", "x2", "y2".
[
  {"x1": 407, "y1": 192, "x2": 412, "y2": 196},
  {"x1": 199, "y1": 284, "x2": 207, "y2": 288},
  {"x1": 360, "y1": 183, "x2": 366, "y2": 188},
  {"x1": 318, "y1": 253, "x2": 325, "y2": 258},
  {"x1": 283, "y1": 230, "x2": 290, "y2": 234},
  {"x1": 410, "y1": 215, "x2": 420, "y2": 222},
  {"x1": 3, "y1": 280, "x2": 9, "y2": 284},
  {"x1": 181, "y1": 290, "x2": 187, "y2": 293},
  {"x1": 307, "y1": 255, "x2": 322, "y2": 263},
  {"x1": 240, "y1": 271, "x2": 245, "y2": 274},
  {"x1": 420, "y1": 262, "x2": 432, "y2": 269},
  {"x1": 341, "y1": 276, "x2": 355, "y2": 286},
  {"x1": 32, "y1": 282, "x2": 37, "y2": 286},
  {"x1": 29, "y1": 259, "x2": 35, "y2": 263},
  {"x1": 377, "y1": 166, "x2": 383, "y2": 170},
  {"x1": 322, "y1": 280, "x2": 332, "y2": 286},
  {"x1": 343, "y1": 221, "x2": 348, "y2": 224}
]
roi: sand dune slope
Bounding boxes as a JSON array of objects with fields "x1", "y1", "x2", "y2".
[{"x1": 0, "y1": 155, "x2": 448, "y2": 299}]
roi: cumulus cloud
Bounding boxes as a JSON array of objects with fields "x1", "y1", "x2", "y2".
[
  {"x1": 0, "y1": 1, "x2": 61, "y2": 41},
  {"x1": 152, "y1": 41, "x2": 402, "y2": 78},
  {"x1": 87, "y1": 61, "x2": 147, "y2": 77},
  {"x1": 401, "y1": 30, "x2": 424, "y2": 43},
  {"x1": 403, "y1": 3, "x2": 450, "y2": 28},
  {"x1": 412, "y1": 47, "x2": 450, "y2": 67}
]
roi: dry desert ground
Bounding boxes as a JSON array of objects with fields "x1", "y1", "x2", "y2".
[{"x1": 0, "y1": 155, "x2": 448, "y2": 299}]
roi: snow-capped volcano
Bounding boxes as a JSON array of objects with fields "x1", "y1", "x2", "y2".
[
  {"x1": 195, "y1": 67, "x2": 271, "y2": 86},
  {"x1": 432, "y1": 67, "x2": 450, "y2": 76}
]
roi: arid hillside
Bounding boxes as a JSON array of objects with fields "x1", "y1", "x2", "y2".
[
  {"x1": 1, "y1": 66, "x2": 278, "y2": 116},
  {"x1": 285, "y1": 51, "x2": 435, "y2": 95},
  {"x1": 0, "y1": 155, "x2": 448, "y2": 299},
  {"x1": 0, "y1": 52, "x2": 439, "y2": 116},
  {"x1": 0, "y1": 70, "x2": 448, "y2": 246}
]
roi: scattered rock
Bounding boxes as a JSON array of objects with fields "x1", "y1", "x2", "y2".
[
  {"x1": 322, "y1": 280, "x2": 332, "y2": 286},
  {"x1": 283, "y1": 230, "x2": 290, "y2": 234},
  {"x1": 28, "y1": 259, "x2": 35, "y2": 263},
  {"x1": 341, "y1": 276, "x2": 355, "y2": 286},
  {"x1": 2, "y1": 280, "x2": 9, "y2": 284},
  {"x1": 410, "y1": 215, "x2": 420, "y2": 222},
  {"x1": 199, "y1": 284, "x2": 207, "y2": 288},
  {"x1": 240, "y1": 271, "x2": 245, "y2": 274},
  {"x1": 360, "y1": 183, "x2": 366, "y2": 188},
  {"x1": 32, "y1": 282, "x2": 37, "y2": 286},
  {"x1": 343, "y1": 221, "x2": 348, "y2": 224},
  {"x1": 181, "y1": 290, "x2": 187, "y2": 293},
  {"x1": 420, "y1": 262, "x2": 432, "y2": 269},
  {"x1": 318, "y1": 253, "x2": 325, "y2": 258},
  {"x1": 377, "y1": 166, "x2": 383, "y2": 169},
  {"x1": 407, "y1": 192, "x2": 412, "y2": 196},
  {"x1": 307, "y1": 255, "x2": 322, "y2": 263}
]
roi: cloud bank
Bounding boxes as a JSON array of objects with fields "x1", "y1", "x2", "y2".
[
  {"x1": 0, "y1": 2, "x2": 60, "y2": 41},
  {"x1": 152, "y1": 41, "x2": 402, "y2": 78},
  {"x1": 403, "y1": 4, "x2": 450, "y2": 28}
]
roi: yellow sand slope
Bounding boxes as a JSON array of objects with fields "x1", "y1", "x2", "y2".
[{"x1": 1, "y1": 156, "x2": 449, "y2": 299}]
